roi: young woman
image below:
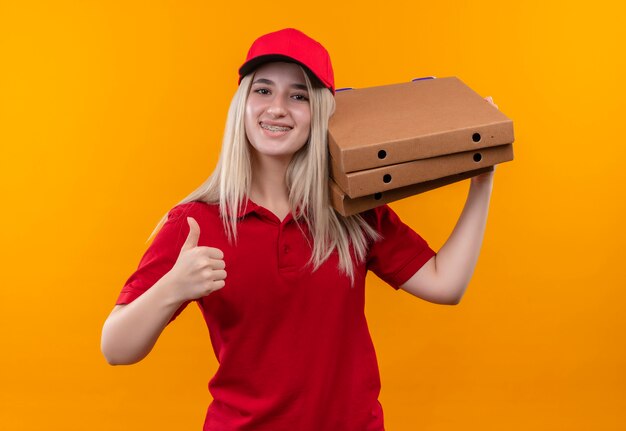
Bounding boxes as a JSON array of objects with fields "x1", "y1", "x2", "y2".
[{"x1": 101, "y1": 28, "x2": 496, "y2": 430}]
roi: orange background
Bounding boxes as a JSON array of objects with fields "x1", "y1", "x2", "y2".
[{"x1": 1, "y1": 0, "x2": 625, "y2": 429}]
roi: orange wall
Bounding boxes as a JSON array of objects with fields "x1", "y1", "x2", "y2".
[{"x1": 1, "y1": 0, "x2": 625, "y2": 429}]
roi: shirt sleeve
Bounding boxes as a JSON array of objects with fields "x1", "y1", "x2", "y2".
[
  {"x1": 116, "y1": 203, "x2": 197, "y2": 324},
  {"x1": 365, "y1": 204, "x2": 437, "y2": 290}
]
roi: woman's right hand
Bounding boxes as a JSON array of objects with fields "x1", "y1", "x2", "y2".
[{"x1": 166, "y1": 217, "x2": 226, "y2": 303}]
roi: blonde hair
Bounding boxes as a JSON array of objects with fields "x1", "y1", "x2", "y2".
[{"x1": 147, "y1": 64, "x2": 380, "y2": 285}]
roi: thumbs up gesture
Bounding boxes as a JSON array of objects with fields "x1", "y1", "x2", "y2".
[{"x1": 167, "y1": 217, "x2": 227, "y2": 302}]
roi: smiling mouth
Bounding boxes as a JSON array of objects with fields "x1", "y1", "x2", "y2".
[{"x1": 260, "y1": 122, "x2": 292, "y2": 132}]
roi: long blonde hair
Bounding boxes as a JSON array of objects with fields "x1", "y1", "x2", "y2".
[{"x1": 147, "y1": 64, "x2": 380, "y2": 285}]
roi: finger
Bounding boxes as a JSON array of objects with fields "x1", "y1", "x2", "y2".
[
  {"x1": 212, "y1": 280, "x2": 226, "y2": 290},
  {"x1": 206, "y1": 258, "x2": 226, "y2": 270},
  {"x1": 485, "y1": 96, "x2": 498, "y2": 108},
  {"x1": 196, "y1": 246, "x2": 225, "y2": 260},
  {"x1": 181, "y1": 217, "x2": 200, "y2": 252},
  {"x1": 193, "y1": 253, "x2": 226, "y2": 270},
  {"x1": 202, "y1": 269, "x2": 226, "y2": 283},
  {"x1": 209, "y1": 269, "x2": 227, "y2": 281}
]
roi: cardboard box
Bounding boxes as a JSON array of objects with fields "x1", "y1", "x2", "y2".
[
  {"x1": 328, "y1": 77, "x2": 514, "y2": 173},
  {"x1": 331, "y1": 143, "x2": 513, "y2": 199},
  {"x1": 330, "y1": 166, "x2": 494, "y2": 217}
]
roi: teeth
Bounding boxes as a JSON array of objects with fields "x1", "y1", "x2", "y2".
[{"x1": 261, "y1": 123, "x2": 291, "y2": 132}]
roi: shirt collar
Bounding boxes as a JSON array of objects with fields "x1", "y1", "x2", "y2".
[
  {"x1": 224, "y1": 198, "x2": 259, "y2": 219},
  {"x1": 224, "y1": 197, "x2": 307, "y2": 223}
]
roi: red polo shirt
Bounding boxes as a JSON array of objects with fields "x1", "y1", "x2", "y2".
[{"x1": 116, "y1": 200, "x2": 436, "y2": 430}]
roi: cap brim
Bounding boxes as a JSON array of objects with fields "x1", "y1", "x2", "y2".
[{"x1": 238, "y1": 54, "x2": 328, "y2": 90}]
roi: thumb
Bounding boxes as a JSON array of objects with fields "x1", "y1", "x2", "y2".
[{"x1": 180, "y1": 217, "x2": 200, "y2": 252}]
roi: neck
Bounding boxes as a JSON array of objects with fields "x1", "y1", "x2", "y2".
[{"x1": 249, "y1": 151, "x2": 291, "y2": 209}]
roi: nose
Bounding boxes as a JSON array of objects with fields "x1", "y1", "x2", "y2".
[{"x1": 266, "y1": 94, "x2": 288, "y2": 117}]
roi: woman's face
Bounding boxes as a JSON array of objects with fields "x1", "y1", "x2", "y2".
[{"x1": 244, "y1": 62, "x2": 311, "y2": 162}]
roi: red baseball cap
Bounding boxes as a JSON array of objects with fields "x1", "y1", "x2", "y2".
[{"x1": 238, "y1": 28, "x2": 335, "y2": 94}]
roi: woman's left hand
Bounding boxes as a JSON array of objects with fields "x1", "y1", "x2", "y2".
[{"x1": 484, "y1": 95, "x2": 498, "y2": 110}]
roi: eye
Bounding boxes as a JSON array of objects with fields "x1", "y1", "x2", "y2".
[
  {"x1": 292, "y1": 93, "x2": 309, "y2": 101},
  {"x1": 254, "y1": 88, "x2": 270, "y2": 95}
]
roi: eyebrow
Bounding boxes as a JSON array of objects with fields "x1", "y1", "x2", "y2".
[{"x1": 252, "y1": 78, "x2": 308, "y2": 91}]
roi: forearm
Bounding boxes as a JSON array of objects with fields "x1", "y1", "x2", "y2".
[
  {"x1": 435, "y1": 177, "x2": 493, "y2": 301},
  {"x1": 101, "y1": 273, "x2": 184, "y2": 365}
]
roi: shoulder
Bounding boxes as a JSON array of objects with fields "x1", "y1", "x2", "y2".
[
  {"x1": 359, "y1": 204, "x2": 400, "y2": 233},
  {"x1": 164, "y1": 201, "x2": 228, "y2": 245},
  {"x1": 167, "y1": 200, "x2": 220, "y2": 222}
]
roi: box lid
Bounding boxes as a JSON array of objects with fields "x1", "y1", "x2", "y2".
[{"x1": 328, "y1": 77, "x2": 514, "y2": 173}]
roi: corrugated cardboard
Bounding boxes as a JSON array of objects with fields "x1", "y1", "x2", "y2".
[
  {"x1": 331, "y1": 143, "x2": 513, "y2": 199},
  {"x1": 330, "y1": 166, "x2": 494, "y2": 217},
  {"x1": 328, "y1": 77, "x2": 514, "y2": 173}
]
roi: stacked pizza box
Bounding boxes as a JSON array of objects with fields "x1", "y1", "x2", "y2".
[{"x1": 328, "y1": 77, "x2": 515, "y2": 216}]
